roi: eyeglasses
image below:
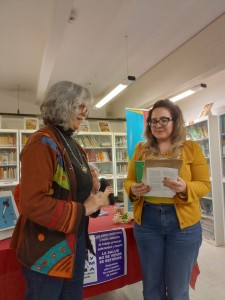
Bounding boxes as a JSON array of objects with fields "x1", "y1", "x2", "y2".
[
  {"x1": 148, "y1": 117, "x2": 173, "y2": 127},
  {"x1": 78, "y1": 105, "x2": 89, "y2": 117}
]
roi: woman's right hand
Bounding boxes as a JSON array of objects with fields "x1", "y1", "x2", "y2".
[
  {"x1": 131, "y1": 183, "x2": 151, "y2": 197},
  {"x1": 84, "y1": 191, "x2": 109, "y2": 216}
]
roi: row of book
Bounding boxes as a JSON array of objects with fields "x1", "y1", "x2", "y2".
[
  {"x1": 116, "y1": 149, "x2": 128, "y2": 161},
  {"x1": 115, "y1": 136, "x2": 127, "y2": 147},
  {"x1": 86, "y1": 150, "x2": 111, "y2": 162},
  {"x1": 200, "y1": 198, "x2": 213, "y2": 216},
  {"x1": 0, "y1": 135, "x2": 17, "y2": 146},
  {"x1": 186, "y1": 122, "x2": 208, "y2": 140},
  {"x1": 21, "y1": 134, "x2": 31, "y2": 146},
  {"x1": 198, "y1": 140, "x2": 210, "y2": 157},
  {"x1": 220, "y1": 115, "x2": 225, "y2": 134},
  {"x1": 75, "y1": 136, "x2": 111, "y2": 148},
  {"x1": 201, "y1": 217, "x2": 214, "y2": 239},
  {"x1": 117, "y1": 181, "x2": 125, "y2": 190},
  {"x1": 221, "y1": 134, "x2": 225, "y2": 156},
  {"x1": 0, "y1": 151, "x2": 17, "y2": 164},
  {"x1": 116, "y1": 163, "x2": 128, "y2": 174},
  {"x1": 0, "y1": 167, "x2": 17, "y2": 180}
]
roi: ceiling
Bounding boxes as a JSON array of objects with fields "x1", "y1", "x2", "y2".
[{"x1": 1, "y1": 0, "x2": 225, "y2": 112}]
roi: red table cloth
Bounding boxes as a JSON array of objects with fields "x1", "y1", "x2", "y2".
[
  {"x1": 0, "y1": 205, "x2": 199, "y2": 299},
  {"x1": 0, "y1": 206, "x2": 142, "y2": 299}
]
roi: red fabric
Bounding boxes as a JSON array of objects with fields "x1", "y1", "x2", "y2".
[
  {"x1": 13, "y1": 184, "x2": 21, "y2": 213},
  {"x1": 0, "y1": 206, "x2": 142, "y2": 300},
  {"x1": 190, "y1": 261, "x2": 200, "y2": 290},
  {"x1": 0, "y1": 206, "x2": 200, "y2": 299},
  {"x1": 0, "y1": 239, "x2": 25, "y2": 300}
]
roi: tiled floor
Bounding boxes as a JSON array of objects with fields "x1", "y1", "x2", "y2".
[{"x1": 85, "y1": 240, "x2": 225, "y2": 300}]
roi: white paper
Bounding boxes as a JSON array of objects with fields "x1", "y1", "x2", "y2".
[{"x1": 143, "y1": 167, "x2": 178, "y2": 198}]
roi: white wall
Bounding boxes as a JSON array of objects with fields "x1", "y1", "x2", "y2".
[
  {"x1": 109, "y1": 13, "x2": 225, "y2": 119},
  {"x1": 0, "y1": 115, "x2": 125, "y2": 132},
  {"x1": 1, "y1": 14, "x2": 225, "y2": 121},
  {"x1": 0, "y1": 88, "x2": 109, "y2": 118},
  {"x1": 178, "y1": 69, "x2": 225, "y2": 122},
  {"x1": 0, "y1": 90, "x2": 40, "y2": 115}
]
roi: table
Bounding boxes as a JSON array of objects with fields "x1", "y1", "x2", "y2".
[{"x1": 0, "y1": 206, "x2": 142, "y2": 299}]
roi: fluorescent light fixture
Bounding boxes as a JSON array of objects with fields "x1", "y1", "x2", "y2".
[
  {"x1": 169, "y1": 83, "x2": 207, "y2": 102},
  {"x1": 95, "y1": 76, "x2": 135, "y2": 108}
]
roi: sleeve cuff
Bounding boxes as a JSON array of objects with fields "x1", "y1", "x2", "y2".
[
  {"x1": 129, "y1": 192, "x2": 140, "y2": 202},
  {"x1": 177, "y1": 192, "x2": 188, "y2": 201}
]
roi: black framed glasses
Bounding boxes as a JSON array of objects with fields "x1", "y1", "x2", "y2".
[{"x1": 148, "y1": 117, "x2": 173, "y2": 127}]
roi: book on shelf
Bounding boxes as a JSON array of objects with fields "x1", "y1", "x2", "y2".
[
  {"x1": 0, "y1": 135, "x2": 16, "y2": 146},
  {"x1": 0, "y1": 167, "x2": 17, "y2": 180},
  {"x1": 186, "y1": 123, "x2": 208, "y2": 140}
]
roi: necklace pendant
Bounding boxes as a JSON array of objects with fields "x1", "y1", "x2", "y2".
[{"x1": 81, "y1": 165, "x2": 88, "y2": 173}]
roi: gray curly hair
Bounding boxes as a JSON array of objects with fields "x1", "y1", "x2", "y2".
[{"x1": 40, "y1": 81, "x2": 93, "y2": 130}]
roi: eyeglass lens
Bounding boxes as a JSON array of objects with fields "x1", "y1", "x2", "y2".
[
  {"x1": 149, "y1": 117, "x2": 172, "y2": 127},
  {"x1": 79, "y1": 105, "x2": 89, "y2": 117}
]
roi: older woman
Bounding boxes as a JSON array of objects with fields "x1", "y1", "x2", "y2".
[
  {"x1": 10, "y1": 81, "x2": 111, "y2": 300},
  {"x1": 124, "y1": 99, "x2": 211, "y2": 300}
]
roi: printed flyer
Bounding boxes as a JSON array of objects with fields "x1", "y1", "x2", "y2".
[{"x1": 84, "y1": 229, "x2": 127, "y2": 286}]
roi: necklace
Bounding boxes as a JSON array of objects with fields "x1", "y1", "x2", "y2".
[{"x1": 55, "y1": 127, "x2": 88, "y2": 173}]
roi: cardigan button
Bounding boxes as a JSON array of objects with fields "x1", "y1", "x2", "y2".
[{"x1": 38, "y1": 233, "x2": 45, "y2": 241}]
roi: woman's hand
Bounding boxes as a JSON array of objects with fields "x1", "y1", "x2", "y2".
[
  {"x1": 84, "y1": 191, "x2": 110, "y2": 216},
  {"x1": 92, "y1": 178, "x2": 100, "y2": 194},
  {"x1": 104, "y1": 186, "x2": 113, "y2": 195},
  {"x1": 131, "y1": 183, "x2": 151, "y2": 197},
  {"x1": 163, "y1": 176, "x2": 187, "y2": 195}
]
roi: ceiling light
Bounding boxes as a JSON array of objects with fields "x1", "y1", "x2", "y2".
[
  {"x1": 169, "y1": 83, "x2": 207, "y2": 102},
  {"x1": 95, "y1": 76, "x2": 136, "y2": 108}
]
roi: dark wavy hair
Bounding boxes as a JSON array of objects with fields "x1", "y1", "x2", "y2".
[
  {"x1": 40, "y1": 81, "x2": 93, "y2": 130},
  {"x1": 142, "y1": 99, "x2": 186, "y2": 158}
]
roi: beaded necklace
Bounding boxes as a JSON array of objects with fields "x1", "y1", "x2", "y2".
[{"x1": 55, "y1": 127, "x2": 88, "y2": 173}]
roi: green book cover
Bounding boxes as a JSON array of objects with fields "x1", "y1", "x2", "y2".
[{"x1": 134, "y1": 161, "x2": 145, "y2": 183}]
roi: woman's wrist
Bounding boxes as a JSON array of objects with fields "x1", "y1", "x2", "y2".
[{"x1": 177, "y1": 192, "x2": 188, "y2": 200}]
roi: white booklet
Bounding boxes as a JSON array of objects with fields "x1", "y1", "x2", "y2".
[{"x1": 142, "y1": 159, "x2": 183, "y2": 198}]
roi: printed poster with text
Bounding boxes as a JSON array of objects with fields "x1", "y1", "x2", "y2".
[{"x1": 83, "y1": 229, "x2": 127, "y2": 286}]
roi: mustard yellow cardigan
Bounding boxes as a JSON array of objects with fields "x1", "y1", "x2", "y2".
[{"x1": 124, "y1": 141, "x2": 211, "y2": 229}]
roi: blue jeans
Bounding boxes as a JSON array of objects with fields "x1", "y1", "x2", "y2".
[
  {"x1": 22, "y1": 232, "x2": 86, "y2": 300},
  {"x1": 134, "y1": 202, "x2": 202, "y2": 300}
]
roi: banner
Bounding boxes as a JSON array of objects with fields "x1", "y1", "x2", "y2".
[
  {"x1": 124, "y1": 108, "x2": 149, "y2": 216},
  {"x1": 125, "y1": 108, "x2": 149, "y2": 160}
]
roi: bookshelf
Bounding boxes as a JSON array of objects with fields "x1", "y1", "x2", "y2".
[
  {"x1": 114, "y1": 133, "x2": 128, "y2": 201},
  {"x1": 18, "y1": 130, "x2": 35, "y2": 177},
  {"x1": 220, "y1": 114, "x2": 225, "y2": 246},
  {"x1": 75, "y1": 132, "x2": 115, "y2": 193},
  {"x1": 0, "y1": 129, "x2": 19, "y2": 189},
  {"x1": 74, "y1": 132, "x2": 128, "y2": 200},
  {"x1": 186, "y1": 114, "x2": 224, "y2": 246},
  {"x1": 19, "y1": 130, "x2": 35, "y2": 150}
]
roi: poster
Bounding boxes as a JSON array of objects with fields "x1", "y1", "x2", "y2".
[
  {"x1": 198, "y1": 102, "x2": 214, "y2": 118},
  {"x1": 98, "y1": 121, "x2": 111, "y2": 132},
  {"x1": 84, "y1": 229, "x2": 127, "y2": 286},
  {"x1": 0, "y1": 191, "x2": 19, "y2": 240},
  {"x1": 24, "y1": 118, "x2": 39, "y2": 130}
]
